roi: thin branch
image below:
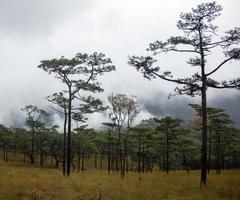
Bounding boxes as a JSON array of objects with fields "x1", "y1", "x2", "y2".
[
  {"x1": 206, "y1": 56, "x2": 235, "y2": 76},
  {"x1": 72, "y1": 66, "x2": 94, "y2": 95},
  {"x1": 207, "y1": 83, "x2": 240, "y2": 89},
  {"x1": 49, "y1": 106, "x2": 65, "y2": 115},
  {"x1": 144, "y1": 66, "x2": 201, "y2": 89},
  {"x1": 206, "y1": 39, "x2": 229, "y2": 47},
  {"x1": 171, "y1": 49, "x2": 201, "y2": 54}
]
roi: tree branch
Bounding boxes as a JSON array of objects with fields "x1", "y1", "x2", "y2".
[
  {"x1": 144, "y1": 65, "x2": 200, "y2": 88},
  {"x1": 206, "y1": 56, "x2": 235, "y2": 76},
  {"x1": 171, "y1": 49, "x2": 201, "y2": 54}
]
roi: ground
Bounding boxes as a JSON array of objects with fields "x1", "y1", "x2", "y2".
[{"x1": 0, "y1": 162, "x2": 239, "y2": 200}]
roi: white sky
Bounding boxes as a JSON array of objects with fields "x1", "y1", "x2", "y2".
[{"x1": 0, "y1": 0, "x2": 239, "y2": 128}]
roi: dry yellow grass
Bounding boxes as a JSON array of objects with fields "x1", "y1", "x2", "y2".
[{"x1": 0, "y1": 162, "x2": 239, "y2": 200}]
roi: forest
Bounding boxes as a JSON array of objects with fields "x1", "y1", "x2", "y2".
[
  {"x1": 0, "y1": 1, "x2": 240, "y2": 200},
  {"x1": 1, "y1": 100, "x2": 240, "y2": 175}
]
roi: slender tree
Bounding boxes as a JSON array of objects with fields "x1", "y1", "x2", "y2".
[
  {"x1": 21, "y1": 105, "x2": 47, "y2": 164},
  {"x1": 38, "y1": 52, "x2": 115, "y2": 175},
  {"x1": 108, "y1": 93, "x2": 140, "y2": 176},
  {"x1": 129, "y1": 1, "x2": 240, "y2": 185},
  {"x1": 102, "y1": 122, "x2": 116, "y2": 174},
  {"x1": 155, "y1": 117, "x2": 187, "y2": 174},
  {"x1": 191, "y1": 104, "x2": 236, "y2": 174},
  {"x1": 46, "y1": 92, "x2": 68, "y2": 174},
  {"x1": 129, "y1": 127, "x2": 150, "y2": 174}
]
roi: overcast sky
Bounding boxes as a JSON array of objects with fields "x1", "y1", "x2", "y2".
[{"x1": 0, "y1": 0, "x2": 239, "y2": 129}]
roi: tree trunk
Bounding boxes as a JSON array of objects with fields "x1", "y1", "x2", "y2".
[
  {"x1": 55, "y1": 157, "x2": 59, "y2": 168},
  {"x1": 67, "y1": 85, "x2": 72, "y2": 176},
  {"x1": 108, "y1": 130, "x2": 111, "y2": 174},
  {"x1": 131, "y1": 153, "x2": 134, "y2": 172},
  {"x1": 207, "y1": 137, "x2": 212, "y2": 174},
  {"x1": 126, "y1": 155, "x2": 129, "y2": 173},
  {"x1": 77, "y1": 153, "x2": 81, "y2": 172},
  {"x1": 142, "y1": 147, "x2": 145, "y2": 173},
  {"x1": 199, "y1": 27, "x2": 207, "y2": 186},
  {"x1": 95, "y1": 153, "x2": 98, "y2": 169},
  {"x1": 112, "y1": 148, "x2": 115, "y2": 173},
  {"x1": 166, "y1": 127, "x2": 169, "y2": 174},
  {"x1": 63, "y1": 107, "x2": 67, "y2": 176},
  {"x1": 118, "y1": 127, "x2": 122, "y2": 174},
  {"x1": 40, "y1": 133, "x2": 44, "y2": 167},
  {"x1": 3, "y1": 143, "x2": 6, "y2": 162},
  {"x1": 216, "y1": 131, "x2": 221, "y2": 174},
  {"x1": 174, "y1": 132, "x2": 189, "y2": 173},
  {"x1": 23, "y1": 145, "x2": 26, "y2": 163},
  {"x1": 115, "y1": 146, "x2": 119, "y2": 173},
  {"x1": 100, "y1": 153, "x2": 103, "y2": 171},
  {"x1": 138, "y1": 135, "x2": 141, "y2": 174},
  {"x1": 30, "y1": 122, "x2": 35, "y2": 164},
  {"x1": 121, "y1": 139, "x2": 127, "y2": 177},
  {"x1": 81, "y1": 150, "x2": 85, "y2": 171},
  {"x1": 221, "y1": 152, "x2": 225, "y2": 170}
]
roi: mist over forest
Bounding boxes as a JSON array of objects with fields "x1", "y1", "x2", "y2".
[
  {"x1": 0, "y1": 1, "x2": 239, "y2": 199},
  {"x1": 140, "y1": 92, "x2": 240, "y2": 127}
]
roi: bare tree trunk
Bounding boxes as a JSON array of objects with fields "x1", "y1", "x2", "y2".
[
  {"x1": 51, "y1": 155, "x2": 53, "y2": 166},
  {"x1": 81, "y1": 150, "x2": 85, "y2": 171},
  {"x1": 95, "y1": 153, "x2": 98, "y2": 169},
  {"x1": 108, "y1": 129, "x2": 111, "y2": 174},
  {"x1": 121, "y1": 139, "x2": 127, "y2": 177},
  {"x1": 67, "y1": 85, "x2": 72, "y2": 176},
  {"x1": 100, "y1": 153, "x2": 103, "y2": 171},
  {"x1": 77, "y1": 153, "x2": 81, "y2": 172},
  {"x1": 173, "y1": 132, "x2": 189, "y2": 173},
  {"x1": 199, "y1": 28, "x2": 207, "y2": 186},
  {"x1": 126, "y1": 155, "x2": 129, "y2": 173},
  {"x1": 44, "y1": 154, "x2": 47, "y2": 165},
  {"x1": 40, "y1": 133, "x2": 44, "y2": 167},
  {"x1": 207, "y1": 137, "x2": 212, "y2": 174},
  {"x1": 118, "y1": 127, "x2": 122, "y2": 174},
  {"x1": 63, "y1": 107, "x2": 67, "y2": 176},
  {"x1": 5, "y1": 147, "x2": 8, "y2": 162},
  {"x1": 221, "y1": 152, "x2": 225, "y2": 170},
  {"x1": 111, "y1": 148, "x2": 115, "y2": 173},
  {"x1": 30, "y1": 122, "x2": 35, "y2": 164},
  {"x1": 142, "y1": 147, "x2": 145, "y2": 173},
  {"x1": 166, "y1": 128, "x2": 169, "y2": 174},
  {"x1": 216, "y1": 131, "x2": 221, "y2": 174},
  {"x1": 131, "y1": 153, "x2": 134, "y2": 172},
  {"x1": 158, "y1": 154, "x2": 161, "y2": 171},
  {"x1": 115, "y1": 148, "x2": 118, "y2": 172},
  {"x1": 3, "y1": 143, "x2": 6, "y2": 162},
  {"x1": 227, "y1": 151, "x2": 230, "y2": 170},
  {"x1": 55, "y1": 156, "x2": 59, "y2": 168},
  {"x1": 138, "y1": 135, "x2": 141, "y2": 174},
  {"x1": 23, "y1": 146, "x2": 26, "y2": 163}
]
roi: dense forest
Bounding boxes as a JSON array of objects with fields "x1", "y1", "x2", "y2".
[
  {"x1": 0, "y1": 99, "x2": 240, "y2": 175},
  {"x1": 0, "y1": 97, "x2": 240, "y2": 175}
]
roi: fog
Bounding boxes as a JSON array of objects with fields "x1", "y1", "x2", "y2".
[{"x1": 0, "y1": 0, "x2": 239, "y2": 129}]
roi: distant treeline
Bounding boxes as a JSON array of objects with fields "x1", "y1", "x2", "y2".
[{"x1": 0, "y1": 105, "x2": 239, "y2": 175}]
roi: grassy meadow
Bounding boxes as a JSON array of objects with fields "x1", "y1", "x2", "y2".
[{"x1": 0, "y1": 162, "x2": 239, "y2": 200}]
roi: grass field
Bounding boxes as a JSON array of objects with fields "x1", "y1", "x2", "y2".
[{"x1": 0, "y1": 162, "x2": 239, "y2": 200}]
